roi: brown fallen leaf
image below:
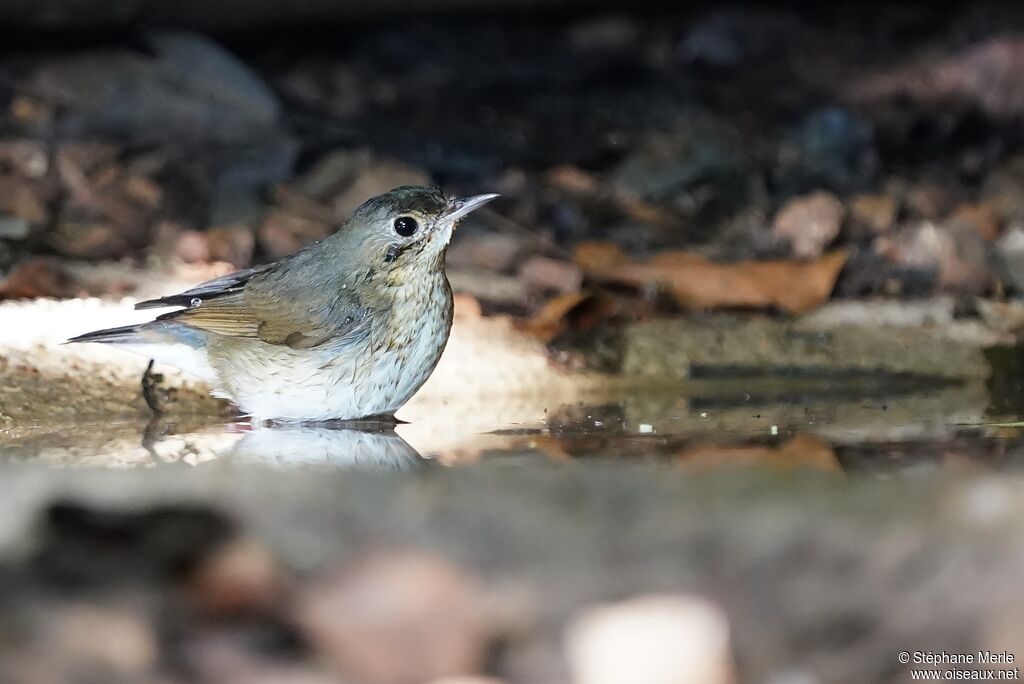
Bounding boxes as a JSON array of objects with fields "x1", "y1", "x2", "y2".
[
  {"x1": 678, "y1": 434, "x2": 839, "y2": 472},
  {"x1": 580, "y1": 246, "x2": 849, "y2": 315},
  {"x1": 515, "y1": 291, "x2": 590, "y2": 342}
]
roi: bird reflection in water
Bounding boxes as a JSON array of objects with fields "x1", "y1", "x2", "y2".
[
  {"x1": 144, "y1": 417, "x2": 427, "y2": 470},
  {"x1": 225, "y1": 423, "x2": 426, "y2": 469}
]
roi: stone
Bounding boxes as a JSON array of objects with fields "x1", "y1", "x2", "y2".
[
  {"x1": 184, "y1": 539, "x2": 286, "y2": 617},
  {"x1": 295, "y1": 551, "x2": 490, "y2": 684},
  {"x1": 877, "y1": 221, "x2": 991, "y2": 294},
  {"x1": 565, "y1": 594, "x2": 735, "y2": 684},
  {"x1": 32, "y1": 31, "x2": 282, "y2": 146},
  {"x1": 772, "y1": 191, "x2": 845, "y2": 258}
]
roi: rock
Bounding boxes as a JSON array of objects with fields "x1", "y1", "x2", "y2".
[
  {"x1": 518, "y1": 255, "x2": 583, "y2": 294},
  {"x1": 772, "y1": 191, "x2": 845, "y2": 258},
  {"x1": 259, "y1": 209, "x2": 330, "y2": 259},
  {"x1": 565, "y1": 594, "x2": 736, "y2": 684},
  {"x1": 294, "y1": 551, "x2": 490, "y2": 684},
  {"x1": 877, "y1": 221, "x2": 991, "y2": 294},
  {"x1": 849, "y1": 194, "x2": 897, "y2": 235},
  {"x1": 32, "y1": 31, "x2": 282, "y2": 146},
  {"x1": 209, "y1": 136, "x2": 299, "y2": 223},
  {"x1": 184, "y1": 539, "x2": 286, "y2": 617},
  {"x1": 206, "y1": 224, "x2": 256, "y2": 268}
]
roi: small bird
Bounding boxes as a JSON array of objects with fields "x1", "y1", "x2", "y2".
[{"x1": 69, "y1": 186, "x2": 498, "y2": 422}]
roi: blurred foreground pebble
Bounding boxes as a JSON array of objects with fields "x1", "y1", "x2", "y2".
[
  {"x1": 565, "y1": 595, "x2": 736, "y2": 684},
  {"x1": 295, "y1": 551, "x2": 492, "y2": 684}
]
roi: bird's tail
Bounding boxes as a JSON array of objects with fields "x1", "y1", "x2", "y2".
[{"x1": 66, "y1": 323, "x2": 148, "y2": 345}]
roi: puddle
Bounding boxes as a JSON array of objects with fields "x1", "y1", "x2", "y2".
[{"x1": 3, "y1": 373, "x2": 1024, "y2": 474}]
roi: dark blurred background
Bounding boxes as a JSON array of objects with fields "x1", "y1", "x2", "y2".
[{"x1": 3, "y1": 1, "x2": 1024, "y2": 311}]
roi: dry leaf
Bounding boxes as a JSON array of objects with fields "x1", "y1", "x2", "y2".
[
  {"x1": 678, "y1": 434, "x2": 839, "y2": 471},
  {"x1": 515, "y1": 291, "x2": 590, "y2": 342},
  {"x1": 582, "y1": 248, "x2": 849, "y2": 315}
]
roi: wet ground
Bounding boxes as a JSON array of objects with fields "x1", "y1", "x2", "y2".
[{"x1": 3, "y1": 371, "x2": 1024, "y2": 475}]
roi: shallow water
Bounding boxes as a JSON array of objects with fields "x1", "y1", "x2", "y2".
[{"x1": 4, "y1": 371, "x2": 1024, "y2": 474}]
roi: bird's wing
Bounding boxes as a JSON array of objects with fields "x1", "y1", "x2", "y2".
[
  {"x1": 135, "y1": 264, "x2": 273, "y2": 310},
  {"x1": 148, "y1": 261, "x2": 372, "y2": 350}
]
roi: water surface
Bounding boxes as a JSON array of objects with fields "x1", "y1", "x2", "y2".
[{"x1": 4, "y1": 372, "x2": 1023, "y2": 475}]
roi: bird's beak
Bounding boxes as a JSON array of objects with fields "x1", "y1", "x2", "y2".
[{"x1": 443, "y1": 193, "x2": 500, "y2": 224}]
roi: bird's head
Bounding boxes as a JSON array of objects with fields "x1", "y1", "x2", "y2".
[{"x1": 338, "y1": 185, "x2": 499, "y2": 274}]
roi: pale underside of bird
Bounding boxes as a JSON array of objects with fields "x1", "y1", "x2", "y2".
[{"x1": 68, "y1": 187, "x2": 499, "y2": 422}]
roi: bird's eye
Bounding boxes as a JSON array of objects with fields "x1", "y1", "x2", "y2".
[{"x1": 394, "y1": 216, "x2": 418, "y2": 237}]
